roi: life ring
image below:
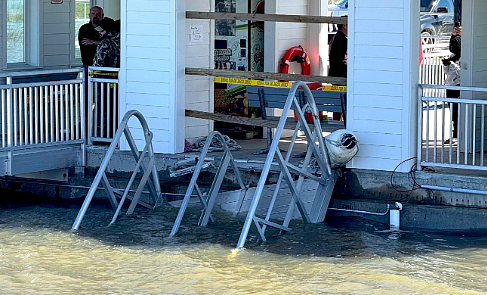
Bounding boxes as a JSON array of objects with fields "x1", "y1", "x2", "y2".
[
  {"x1": 279, "y1": 45, "x2": 321, "y2": 90},
  {"x1": 279, "y1": 45, "x2": 311, "y2": 75}
]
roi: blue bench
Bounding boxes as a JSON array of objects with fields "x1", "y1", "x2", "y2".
[{"x1": 246, "y1": 86, "x2": 346, "y2": 132}]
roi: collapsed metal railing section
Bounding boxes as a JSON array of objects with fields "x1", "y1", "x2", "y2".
[
  {"x1": 72, "y1": 110, "x2": 162, "y2": 230},
  {"x1": 237, "y1": 81, "x2": 337, "y2": 249},
  {"x1": 418, "y1": 84, "x2": 487, "y2": 171},
  {"x1": 88, "y1": 67, "x2": 120, "y2": 145},
  {"x1": 170, "y1": 131, "x2": 248, "y2": 236}
]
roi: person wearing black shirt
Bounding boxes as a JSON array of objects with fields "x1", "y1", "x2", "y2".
[
  {"x1": 329, "y1": 24, "x2": 348, "y2": 79},
  {"x1": 78, "y1": 6, "x2": 114, "y2": 66},
  {"x1": 329, "y1": 24, "x2": 347, "y2": 120}
]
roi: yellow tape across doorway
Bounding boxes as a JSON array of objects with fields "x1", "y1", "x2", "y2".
[{"x1": 214, "y1": 76, "x2": 347, "y2": 92}]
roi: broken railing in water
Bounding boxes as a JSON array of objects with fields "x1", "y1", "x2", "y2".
[
  {"x1": 0, "y1": 69, "x2": 85, "y2": 148},
  {"x1": 418, "y1": 84, "x2": 487, "y2": 171},
  {"x1": 87, "y1": 66, "x2": 120, "y2": 145}
]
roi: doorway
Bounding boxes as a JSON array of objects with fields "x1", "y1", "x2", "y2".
[{"x1": 213, "y1": 0, "x2": 265, "y2": 139}]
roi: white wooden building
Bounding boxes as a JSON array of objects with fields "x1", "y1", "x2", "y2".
[{"x1": 0, "y1": 0, "x2": 486, "y2": 176}]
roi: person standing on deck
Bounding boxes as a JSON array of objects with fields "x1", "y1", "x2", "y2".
[
  {"x1": 93, "y1": 20, "x2": 121, "y2": 68},
  {"x1": 78, "y1": 6, "x2": 114, "y2": 67},
  {"x1": 443, "y1": 25, "x2": 461, "y2": 144},
  {"x1": 329, "y1": 24, "x2": 348, "y2": 79},
  {"x1": 328, "y1": 24, "x2": 348, "y2": 120}
]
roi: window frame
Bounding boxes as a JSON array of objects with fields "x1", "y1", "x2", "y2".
[
  {"x1": 71, "y1": 0, "x2": 94, "y2": 66},
  {"x1": 2, "y1": 0, "x2": 42, "y2": 70}
]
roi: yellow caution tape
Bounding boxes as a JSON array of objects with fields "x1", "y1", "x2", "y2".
[
  {"x1": 322, "y1": 85, "x2": 347, "y2": 92},
  {"x1": 88, "y1": 70, "x2": 119, "y2": 77},
  {"x1": 214, "y1": 77, "x2": 346, "y2": 92},
  {"x1": 215, "y1": 77, "x2": 292, "y2": 88}
]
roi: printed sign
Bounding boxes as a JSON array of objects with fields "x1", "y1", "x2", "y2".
[{"x1": 190, "y1": 25, "x2": 203, "y2": 44}]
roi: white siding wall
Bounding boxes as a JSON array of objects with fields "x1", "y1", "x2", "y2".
[
  {"x1": 185, "y1": 0, "x2": 213, "y2": 143},
  {"x1": 119, "y1": 0, "x2": 185, "y2": 153},
  {"x1": 471, "y1": 1, "x2": 487, "y2": 89},
  {"x1": 347, "y1": 0, "x2": 420, "y2": 172},
  {"x1": 464, "y1": 0, "x2": 487, "y2": 149},
  {"x1": 0, "y1": 0, "x2": 3, "y2": 69},
  {"x1": 43, "y1": 0, "x2": 71, "y2": 69},
  {"x1": 265, "y1": 0, "x2": 309, "y2": 73}
]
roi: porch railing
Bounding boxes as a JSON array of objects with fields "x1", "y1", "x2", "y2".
[
  {"x1": 418, "y1": 84, "x2": 487, "y2": 171},
  {"x1": 0, "y1": 69, "x2": 85, "y2": 149},
  {"x1": 420, "y1": 37, "x2": 449, "y2": 99},
  {"x1": 87, "y1": 66, "x2": 120, "y2": 145}
]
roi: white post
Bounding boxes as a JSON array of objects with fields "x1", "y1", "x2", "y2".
[{"x1": 389, "y1": 202, "x2": 403, "y2": 229}]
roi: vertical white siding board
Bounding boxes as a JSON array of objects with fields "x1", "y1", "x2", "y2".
[
  {"x1": 120, "y1": 0, "x2": 184, "y2": 153},
  {"x1": 403, "y1": 0, "x2": 420, "y2": 171},
  {"x1": 174, "y1": 0, "x2": 186, "y2": 153},
  {"x1": 0, "y1": 0, "x2": 4, "y2": 69},
  {"x1": 348, "y1": 0, "x2": 419, "y2": 172},
  {"x1": 43, "y1": 0, "x2": 71, "y2": 69},
  {"x1": 185, "y1": 0, "x2": 212, "y2": 143}
]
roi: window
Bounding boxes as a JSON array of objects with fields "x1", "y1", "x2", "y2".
[
  {"x1": 75, "y1": 0, "x2": 91, "y2": 60},
  {"x1": 6, "y1": 0, "x2": 25, "y2": 64},
  {"x1": 4, "y1": 0, "x2": 41, "y2": 68}
]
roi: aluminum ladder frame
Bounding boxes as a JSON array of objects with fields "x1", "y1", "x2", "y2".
[
  {"x1": 72, "y1": 110, "x2": 163, "y2": 230},
  {"x1": 236, "y1": 81, "x2": 337, "y2": 249},
  {"x1": 170, "y1": 131, "x2": 248, "y2": 236}
]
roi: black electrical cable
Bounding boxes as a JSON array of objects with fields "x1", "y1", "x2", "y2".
[{"x1": 390, "y1": 157, "x2": 422, "y2": 194}]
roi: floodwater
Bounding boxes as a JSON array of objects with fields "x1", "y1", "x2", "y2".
[{"x1": 1, "y1": 195, "x2": 487, "y2": 294}]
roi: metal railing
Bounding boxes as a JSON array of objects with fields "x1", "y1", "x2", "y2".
[
  {"x1": 420, "y1": 37, "x2": 450, "y2": 99},
  {"x1": 0, "y1": 69, "x2": 85, "y2": 149},
  {"x1": 88, "y1": 66, "x2": 120, "y2": 144},
  {"x1": 72, "y1": 110, "x2": 162, "y2": 230},
  {"x1": 418, "y1": 84, "x2": 487, "y2": 171}
]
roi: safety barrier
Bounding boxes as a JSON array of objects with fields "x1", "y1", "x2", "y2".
[
  {"x1": 0, "y1": 69, "x2": 84, "y2": 148},
  {"x1": 418, "y1": 84, "x2": 487, "y2": 171},
  {"x1": 87, "y1": 66, "x2": 120, "y2": 144}
]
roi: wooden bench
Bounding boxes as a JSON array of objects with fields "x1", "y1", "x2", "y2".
[
  {"x1": 185, "y1": 86, "x2": 346, "y2": 133},
  {"x1": 246, "y1": 86, "x2": 346, "y2": 132}
]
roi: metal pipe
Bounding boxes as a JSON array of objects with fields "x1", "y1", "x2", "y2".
[
  {"x1": 422, "y1": 184, "x2": 487, "y2": 195},
  {"x1": 2, "y1": 89, "x2": 5, "y2": 148},
  {"x1": 34, "y1": 87, "x2": 39, "y2": 144},
  {"x1": 327, "y1": 204, "x2": 390, "y2": 216},
  {"x1": 420, "y1": 84, "x2": 487, "y2": 92},
  {"x1": 0, "y1": 68, "x2": 82, "y2": 78},
  {"x1": 50, "y1": 85, "x2": 54, "y2": 142},
  {"x1": 60, "y1": 85, "x2": 65, "y2": 142},
  {"x1": 64, "y1": 84, "x2": 69, "y2": 141},
  {"x1": 55, "y1": 85, "x2": 59, "y2": 142},
  {"x1": 29, "y1": 87, "x2": 33, "y2": 145},
  {"x1": 13, "y1": 87, "x2": 18, "y2": 146},
  {"x1": 70, "y1": 84, "x2": 75, "y2": 140},
  {"x1": 44, "y1": 86, "x2": 49, "y2": 143}
]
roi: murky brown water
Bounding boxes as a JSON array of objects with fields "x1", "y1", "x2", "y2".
[{"x1": 1, "y1": 195, "x2": 487, "y2": 294}]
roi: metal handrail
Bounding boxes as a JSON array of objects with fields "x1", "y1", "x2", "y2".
[
  {"x1": 72, "y1": 110, "x2": 162, "y2": 230},
  {"x1": 420, "y1": 84, "x2": 487, "y2": 92},
  {"x1": 0, "y1": 68, "x2": 82, "y2": 78},
  {"x1": 417, "y1": 84, "x2": 487, "y2": 171},
  {"x1": 237, "y1": 81, "x2": 335, "y2": 248},
  {"x1": 170, "y1": 131, "x2": 248, "y2": 236}
]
